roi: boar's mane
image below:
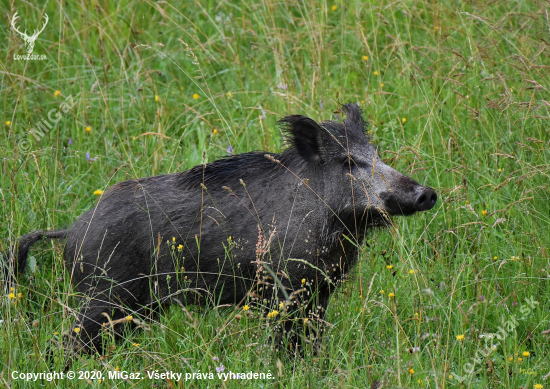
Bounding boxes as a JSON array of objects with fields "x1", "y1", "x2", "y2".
[{"x1": 177, "y1": 103, "x2": 370, "y2": 191}]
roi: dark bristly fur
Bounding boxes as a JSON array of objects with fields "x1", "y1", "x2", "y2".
[{"x1": 8, "y1": 103, "x2": 437, "y2": 354}]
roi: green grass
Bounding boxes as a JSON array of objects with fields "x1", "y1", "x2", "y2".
[{"x1": 1, "y1": 0, "x2": 550, "y2": 388}]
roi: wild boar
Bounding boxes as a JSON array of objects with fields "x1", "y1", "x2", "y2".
[{"x1": 7, "y1": 103, "x2": 436, "y2": 353}]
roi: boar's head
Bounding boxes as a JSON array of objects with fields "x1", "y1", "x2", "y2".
[{"x1": 279, "y1": 103, "x2": 437, "y2": 232}]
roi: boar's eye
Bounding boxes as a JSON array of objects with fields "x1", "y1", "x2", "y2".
[
  {"x1": 343, "y1": 158, "x2": 358, "y2": 171},
  {"x1": 344, "y1": 158, "x2": 370, "y2": 173}
]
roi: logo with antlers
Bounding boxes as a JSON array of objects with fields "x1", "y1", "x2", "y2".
[{"x1": 11, "y1": 11, "x2": 49, "y2": 56}]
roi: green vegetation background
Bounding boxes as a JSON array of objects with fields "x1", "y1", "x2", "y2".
[{"x1": 1, "y1": 0, "x2": 549, "y2": 388}]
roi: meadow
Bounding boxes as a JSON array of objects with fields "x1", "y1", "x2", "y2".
[{"x1": 1, "y1": 0, "x2": 549, "y2": 387}]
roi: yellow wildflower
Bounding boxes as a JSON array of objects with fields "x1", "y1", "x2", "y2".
[
  {"x1": 331, "y1": 5, "x2": 337, "y2": 11},
  {"x1": 380, "y1": 290, "x2": 385, "y2": 294},
  {"x1": 509, "y1": 357, "x2": 513, "y2": 362},
  {"x1": 17, "y1": 293, "x2": 22, "y2": 298},
  {"x1": 409, "y1": 269, "x2": 414, "y2": 274},
  {"x1": 402, "y1": 118, "x2": 407, "y2": 123},
  {"x1": 54, "y1": 90, "x2": 61, "y2": 97},
  {"x1": 267, "y1": 310, "x2": 279, "y2": 319},
  {"x1": 481, "y1": 210, "x2": 487, "y2": 217},
  {"x1": 303, "y1": 318, "x2": 308, "y2": 324},
  {"x1": 449, "y1": 375, "x2": 453, "y2": 379},
  {"x1": 93, "y1": 190, "x2": 104, "y2": 196},
  {"x1": 193, "y1": 93, "x2": 199, "y2": 100},
  {"x1": 518, "y1": 357, "x2": 523, "y2": 362},
  {"x1": 73, "y1": 327, "x2": 81, "y2": 334},
  {"x1": 5, "y1": 121, "x2": 11, "y2": 126},
  {"x1": 456, "y1": 334, "x2": 465, "y2": 341},
  {"x1": 374, "y1": 71, "x2": 379, "y2": 76},
  {"x1": 380, "y1": 83, "x2": 384, "y2": 88},
  {"x1": 177, "y1": 244, "x2": 183, "y2": 251},
  {"x1": 212, "y1": 129, "x2": 218, "y2": 134},
  {"x1": 9, "y1": 293, "x2": 15, "y2": 299},
  {"x1": 301, "y1": 278, "x2": 306, "y2": 285},
  {"x1": 386, "y1": 264, "x2": 393, "y2": 270},
  {"x1": 522, "y1": 351, "x2": 530, "y2": 357},
  {"x1": 409, "y1": 368, "x2": 414, "y2": 374},
  {"x1": 534, "y1": 385, "x2": 543, "y2": 389},
  {"x1": 243, "y1": 305, "x2": 250, "y2": 311},
  {"x1": 362, "y1": 55, "x2": 369, "y2": 61},
  {"x1": 85, "y1": 126, "x2": 92, "y2": 133},
  {"x1": 133, "y1": 343, "x2": 140, "y2": 347},
  {"x1": 126, "y1": 316, "x2": 133, "y2": 321},
  {"x1": 155, "y1": 95, "x2": 159, "y2": 102},
  {"x1": 226, "y1": 91, "x2": 233, "y2": 98},
  {"x1": 388, "y1": 292, "x2": 395, "y2": 298},
  {"x1": 172, "y1": 237, "x2": 176, "y2": 242},
  {"x1": 493, "y1": 256, "x2": 498, "y2": 260}
]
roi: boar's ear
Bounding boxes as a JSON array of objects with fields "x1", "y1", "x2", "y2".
[
  {"x1": 341, "y1": 103, "x2": 369, "y2": 135},
  {"x1": 278, "y1": 115, "x2": 329, "y2": 164}
]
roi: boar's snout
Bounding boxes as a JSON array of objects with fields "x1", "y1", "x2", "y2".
[
  {"x1": 414, "y1": 187, "x2": 437, "y2": 211},
  {"x1": 379, "y1": 184, "x2": 437, "y2": 216},
  {"x1": 365, "y1": 158, "x2": 437, "y2": 218}
]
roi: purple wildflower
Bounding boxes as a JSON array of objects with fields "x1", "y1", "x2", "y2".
[
  {"x1": 478, "y1": 295, "x2": 485, "y2": 301},
  {"x1": 86, "y1": 152, "x2": 98, "y2": 163},
  {"x1": 227, "y1": 144, "x2": 233, "y2": 154},
  {"x1": 216, "y1": 364, "x2": 225, "y2": 373},
  {"x1": 68, "y1": 138, "x2": 73, "y2": 145},
  {"x1": 319, "y1": 100, "x2": 324, "y2": 110},
  {"x1": 212, "y1": 356, "x2": 219, "y2": 362}
]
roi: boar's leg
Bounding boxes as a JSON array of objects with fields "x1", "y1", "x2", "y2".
[
  {"x1": 272, "y1": 284, "x2": 331, "y2": 355},
  {"x1": 279, "y1": 260, "x2": 345, "y2": 353},
  {"x1": 299, "y1": 286, "x2": 330, "y2": 353},
  {"x1": 67, "y1": 277, "x2": 151, "y2": 353}
]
